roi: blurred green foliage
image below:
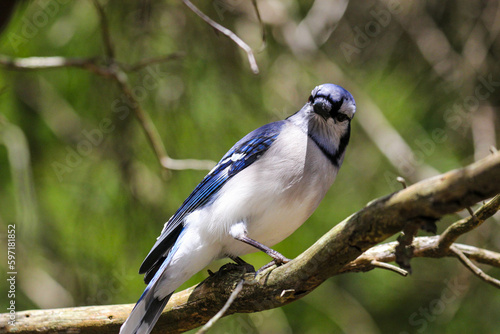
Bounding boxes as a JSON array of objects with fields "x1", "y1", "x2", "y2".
[{"x1": 0, "y1": 1, "x2": 499, "y2": 333}]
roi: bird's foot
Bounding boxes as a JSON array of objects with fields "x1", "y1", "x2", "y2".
[
  {"x1": 269, "y1": 252, "x2": 291, "y2": 266},
  {"x1": 256, "y1": 255, "x2": 291, "y2": 276}
]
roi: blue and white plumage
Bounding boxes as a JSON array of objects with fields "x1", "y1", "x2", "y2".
[{"x1": 120, "y1": 83, "x2": 356, "y2": 334}]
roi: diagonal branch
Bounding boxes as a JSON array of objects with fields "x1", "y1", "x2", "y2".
[
  {"x1": 2, "y1": 152, "x2": 499, "y2": 334},
  {"x1": 103, "y1": 68, "x2": 216, "y2": 171},
  {"x1": 0, "y1": 54, "x2": 215, "y2": 171},
  {"x1": 0, "y1": 1, "x2": 217, "y2": 173},
  {"x1": 450, "y1": 245, "x2": 500, "y2": 289},
  {"x1": 250, "y1": 0, "x2": 267, "y2": 52},
  {"x1": 0, "y1": 0, "x2": 219, "y2": 174},
  {"x1": 120, "y1": 52, "x2": 186, "y2": 72},
  {"x1": 105, "y1": 65, "x2": 171, "y2": 170},
  {"x1": 92, "y1": 0, "x2": 115, "y2": 60},
  {"x1": 181, "y1": 0, "x2": 259, "y2": 74},
  {"x1": 195, "y1": 279, "x2": 244, "y2": 334},
  {"x1": 437, "y1": 194, "x2": 500, "y2": 252}
]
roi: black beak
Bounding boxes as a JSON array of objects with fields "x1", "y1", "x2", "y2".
[{"x1": 312, "y1": 98, "x2": 330, "y2": 120}]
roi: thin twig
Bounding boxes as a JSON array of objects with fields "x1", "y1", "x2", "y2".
[
  {"x1": 195, "y1": 279, "x2": 244, "y2": 334},
  {"x1": 161, "y1": 156, "x2": 215, "y2": 171},
  {"x1": 92, "y1": 0, "x2": 115, "y2": 59},
  {"x1": 107, "y1": 65, "x2": 217, "y2": 172},
  {"x1": 0, "y1": 0, "x2": 217, "y2": 173},
  {"x1": 251, "y1": 0, "x2": 267, "y2": 52},
  {"x1": 451, "y1": 243, "x2": 500, "y2": 268},
  {"x1": 0, "y1": 53, "x2": 216, "y2": 172},
  {"x1": 438, "y1": 194, "x2": 500, "y2": 252},
  {"x1": 0, "y1": 52, "x2": 172, "y2": 172},
  {"x1": 121, "y1": 52, "x2": 186, "y2": 72},
  {"x1": 0, "y1": 55, "x2": 108, "y2": 74},
  {"x1": 450, "y1": 245, "x2": 500, "y2": 289},
  {"x1": 107, "y1": 67, "x2": 171, "y2": 166},
  {"x1": 181, "y1": 0, "x2": 259, "y2": 74},
  {"x1": 370, "y1": 260, "x2": 409, "y2": 276},
  {"x1": 396, "y1": 176, "x2": 407, "y2": 189},
  {"x1": 466, "y1": 206, "x2": 475, "y2": 217}
]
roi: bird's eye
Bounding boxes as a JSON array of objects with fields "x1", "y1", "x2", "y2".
[{"x1": 334, "y1": 113, "x2": 349, "y2": 122}]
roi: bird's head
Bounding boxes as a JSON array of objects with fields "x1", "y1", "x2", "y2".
[
  {"x1": 308, "y1": 83, "x2": 356, "y2": 124},
  {"x1": 287, "y1": 83, "x2": 356, "y2": 166}
]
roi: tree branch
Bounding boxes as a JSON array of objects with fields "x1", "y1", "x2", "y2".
[
  {"x1": 92, "y1": 0, "x2": 115, "y2": 60},
  {"x1": 195, "y1": 279, "x2": 244, "y2": 334},
  {"x1": 0, "y1": 1, "x2": 218, "y2": 173},
  {"x1": 250, "y1": 0, "x2": 267, "y2": 52},
  {"x1": 120, "y1": 52, "x2": 186, "y2": 72},
  {"x1": 2, "y1": 152, "x2": 499, "y2": 334},
  {"x1": 0, "y1": 53, "x2": 216, "y2": 172},
  {"x1": 341, "y1": 237, "x2": 500, "y2": 274},
  {"x1": 181, "y1": 0, "x2": 259, "y2": 74},
  {"x1": 0, "y1": 55, "x2": 109, "y2": 74},
  {"x1": 450, "y1": 245, "x2": 500, "y2": 289},
  {"x1": 437, "y1": 194, "x2": 500, "y2": 253},
  {"x1": 0, "y1": 0, "x2": 219, "y2": 175},
  {"x1": 369, "y1": 260, "x2": 409, "y2": 276}
]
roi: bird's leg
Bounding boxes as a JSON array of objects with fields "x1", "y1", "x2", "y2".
[
  {"x1": 233, "y1": 234, "x2": 291, "y2": 266},
  {"x1": 230, "y1": 222, "x2": 291, "y2": 274}
]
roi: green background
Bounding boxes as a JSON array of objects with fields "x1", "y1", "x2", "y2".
[{"x1": 1, "y1": 1, "x2": 499, "y2": 333}]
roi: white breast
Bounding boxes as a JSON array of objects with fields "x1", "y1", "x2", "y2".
[{"x1": 184, "y1": 122, "x2": 339, "y2": 258}]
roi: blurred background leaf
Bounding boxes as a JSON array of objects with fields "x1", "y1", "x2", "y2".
[{"x1": 0, "y1": 0, "x2": 499, "y2": 333}]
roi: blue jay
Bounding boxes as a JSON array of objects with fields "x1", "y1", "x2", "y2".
[{"x1": 120, "y1": 83, "x2": 356, "y2": 334}]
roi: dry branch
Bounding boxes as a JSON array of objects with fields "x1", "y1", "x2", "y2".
[
  {"x1": 450, "y1": 245, "x2": 500, "y2": 288},
  {"x1": 2, "y1": 152, "x2": 499, "y2": 334},
  {"x1": 92, "y1": 0, "x2": 115, "y2": 60},
  {"x1": 437, "y1": 194, "x2": 500, "y2": 252},
  {"x1": 181, "y1": 0, "x2": 259, "y2": 74},
  {"x1": 0, "y1": 53, "x2": 216, "y2": 172},
  {"x1": 342, "y1": 237, "x2": 500, "y2": 273},
  {"x1": 0, "y1": 0, "x2": 219, "y2": 173}
]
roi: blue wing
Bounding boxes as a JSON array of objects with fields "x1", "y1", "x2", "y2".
[{"x1": 139, "y1": 120, "x2": 286, "y2": 282}]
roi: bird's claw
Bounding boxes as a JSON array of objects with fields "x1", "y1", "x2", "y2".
[{"x1": 255, "y1": 256, "x2": 291, "y2": 276}]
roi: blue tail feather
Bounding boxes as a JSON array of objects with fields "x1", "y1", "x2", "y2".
[
  {"x1": 121, "y1": 237, "x2": 182, "y2": 334},
  {"x1": 120, "y1": 267, "x2": 173, "y2": 334}
]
